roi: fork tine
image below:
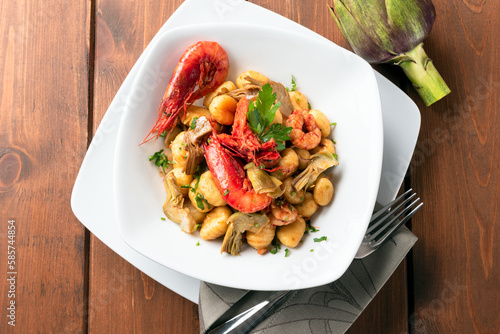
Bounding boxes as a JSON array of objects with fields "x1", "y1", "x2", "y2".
[
  {"x1": 367, "y1": 198, "x2": 421, "y2": 241},
  {"x1": 366, "y1": 192, "x2": 416, "y2": 235},
  {"x1": 370, "y1": 200, "x2": 423, "y2": 247},
  {"x1": 370, "y1": 188, "x2": 413, "y2": 223}
]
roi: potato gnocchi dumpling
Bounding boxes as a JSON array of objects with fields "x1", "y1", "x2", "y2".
[
  {"x1": 277, "y1": 217, "x2": 306, "y2": 248},
  {"x1": 313, "y1": 177, "x2": 334, "y2": 206},
  {"x1": 197, "y1": 171, "x2": 227, "y2": 207},
  {"x1": 271, "y1": 148, "x2": 299, "y2": 181},
  {"x1": 170, "y1": 131, "x2": 189, "y2": 169},
  {"x1": 209, "y1": 94, "x2": 238, "y2": 125},
  {"x1": 200, "y1": 206, "x2": 232, "y2": 240},
  {"x1": 246, "y1": 220, "x2": 276, "y2": 252},
  {"x1": 309, "y1": 109, "x2": 331, "y2": 138},
  {"x1": 295, "y1": 192, "x2": 319, "y2": 218},
  {"x1": 281, "y1": 177, "x2": 305, "y2": 205},
  {"x1": 293, "y1": 148, "x2": 311, "y2": 170},
  {"x1": 288, "y1": 91, "x2": 309, "y2": 110},
  {"x1": 188, "y1": 179, "x2": 213, "y2": 213}
]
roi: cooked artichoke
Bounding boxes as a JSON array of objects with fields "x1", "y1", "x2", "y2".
[
  {"x1": 163, "y1": 171, "x2": 197, "y2": 233},
  {"x1": 221, "y1": 212, "x2": 269, "y2": 255},
  {"x1": 292, "y1": 151, "x2": 338, "y2": 191}
]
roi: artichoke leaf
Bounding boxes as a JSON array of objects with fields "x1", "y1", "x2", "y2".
[
  {"x1": 163, "y1": 171, "x2": 197, "y2": 233},
  {"x1": 245, "y1": 163, "x2": 282, "y2": 194},
  {"x1": 292, "y1": 151, "x2": 338, "y2": 191},
  {"x1": 184, "y1": 116, "x2": 212, "y2": 175},
  {"x1": 221, "y1": 212, "x2": 269, "y2": 255}
]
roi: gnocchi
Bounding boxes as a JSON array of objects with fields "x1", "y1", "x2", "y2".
[
  {"x1": 309, "y1": 109, "x2": 330, "y2": 138},
  {"x1": 295, "y1": 192, "x2": 318, "y2": 218},
  {"x1": 170, "y1": 131, "x2": 189, "y2": 169},
  {"x1": 209, "y1": 94, "x2": 238, "y2": 125},
  {"x1": 277, "y1": 217, "x2": 306, "y2": 248},
  {"x1": 313, "y1": 177, "x2": 334, "y2": 206},
  {"x1": 288, "y1": 91, "x2": 309, "y2": 110},
  {"x1": 271, "y1": 148, "x2": 299, "y2": 181},
  {"x1": 200, "y1": 206, "x2": 232, "y2": 240},
  {"x1": 247, "y1": 219, "x2": 276, "y2": 252},
  {"x1": 188, "y1": 179, "x2": 213, "y2": 213},
  {"x1": 197, "y1": 171, "x2": 227, "y2": 207}
]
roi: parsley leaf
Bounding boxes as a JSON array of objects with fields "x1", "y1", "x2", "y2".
[
  {"x1": 286, "y1": 75, "x2": 297, "y2": 92},
  {"x1": 149, "y1": 149, "x2": 173, "y2": 173},
  {"x1": 314, "y1": 236, "x2": 327, "y2": 242},
  {"x1": 247, "y1": 83, "x2": 291, "y2": 150},
  {"x1": 194, "y1": 193, "x2": 211, "y2": 210},
  {"x1": 269, "y1": 237, "x2": 281, "y2": 254},
  {"x1": 305, "y1": 223, "x2": 319, "y2": 234},
  {"x1": 284, "y1": 249, "x2": 290, "y2": 257},
  {"x1": 190, "y1": 117, "x2": 198, "y2": 129},
  {"x1": 260, "y1": 123, "x2": 293, "y2": 151}
]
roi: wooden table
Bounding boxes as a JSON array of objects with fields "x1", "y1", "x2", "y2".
[{"x1": 1, "y1": 0, "x2": 498, "y2": 333}]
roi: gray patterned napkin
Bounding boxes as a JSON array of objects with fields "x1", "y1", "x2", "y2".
[{"x1": 199, "y1": 226, "x2": 416, "y2": 334}]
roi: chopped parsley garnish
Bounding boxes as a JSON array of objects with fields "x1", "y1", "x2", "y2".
[
  {"x1": 160, "y1": 217, "x2": 166, "y2": 221},
  {"x1": 333, "y1": 153, "x2": 338, "y2": 160},
  {"x1": 247, "y1": 84, "x2": 292, "y2": 151},
  {"x1": 181, "y1": 185, "x2": 191, "y2": 189},
  {"x1": 304, "y1": 222, "x2": 319, "y2": 234},
  {"x1": 196, "y1": 241, "x2": 200, "y2": 246},
  {"x1": 290, "y1": 191, "x2": 296, "y2": 197},
  {"x1": 314, "y1": 236, "x2": 328, "y2": 242},
  {"x1": 194, "y1": 193, "x2": 211, "y2": 210},
  {"x1": 310, "y1": 249, "x2": 314, "y2": 252},
  {"x1": 286, "y1": 75, "x2": 297, "y2": 92},
  {"x1": 149, "y1": 149, "x2": 174, "y2": 173},
  {"x1": 284, "y1": 249, "x2": 290, "y2": 257},
  {"x1": 159, "y1": 131, "x2": 167, "y2": 137},
  {"x1": 190, "y1": 117, "x2": 198, "y2": 129},
  {"x1": 269, "y1": 238, "x2": 281, "y2": 254},
  {"x1": 194, "y1": 223, "x2": 202, "y2": 231},
  {"x1": 191, "y1": 173, "x2": 201, "y2": 193},
  {"x1": 330, "y1": 122, "x2": 337, "y2": 126},
  {"x1": 223, "y1": 189, "x2": 230, "y2": 196}
]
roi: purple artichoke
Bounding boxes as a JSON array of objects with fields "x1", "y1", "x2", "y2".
[{"x1": 330, "y1": 0, "x2": 450, "y2": 106}]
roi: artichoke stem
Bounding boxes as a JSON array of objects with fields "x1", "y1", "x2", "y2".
[{"x1": 394, "y1": 43, "x2": 450, "y2": 106}]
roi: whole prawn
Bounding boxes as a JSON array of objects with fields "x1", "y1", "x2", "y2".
[
  {"x1": 204, "y1": 137, "x2": 272, "y2": 213},
  {"x1": 286, "y1": 109, "x2": 321, "y2": 150},
  {"x1": 143, "y1": 41, "x2": 229, "y2": 142}
]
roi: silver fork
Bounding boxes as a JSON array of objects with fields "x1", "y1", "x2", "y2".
[
  {"x1": 206, "y1": 189, "x2": 423, "y2": 334},
  {"x1": 355, "y1": 188, "x2": 423, "y2": 259}
]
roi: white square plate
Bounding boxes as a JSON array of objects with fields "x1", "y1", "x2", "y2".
[{"x1": 113, "y1": 22, "x2": 383, "y2": 290}]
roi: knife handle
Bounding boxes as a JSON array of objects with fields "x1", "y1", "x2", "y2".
[{"x1": 206, "y1": 290, "x2": 292, "y2": 334}]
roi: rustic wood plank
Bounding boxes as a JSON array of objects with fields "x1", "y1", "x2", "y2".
[
  {"x1": 409, "y1": 0, "x2": 500, "y2": 333},
  {"x1": 0, "y1": 0, "x2": 90, "y2": 332},
  {"x1": 88, "y1": 0, "x2": 199, "y2": 333}
]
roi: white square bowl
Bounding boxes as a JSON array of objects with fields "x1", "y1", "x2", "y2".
[{"x1": 113, "y1": 22, "x2": 383, "y2": 291}]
